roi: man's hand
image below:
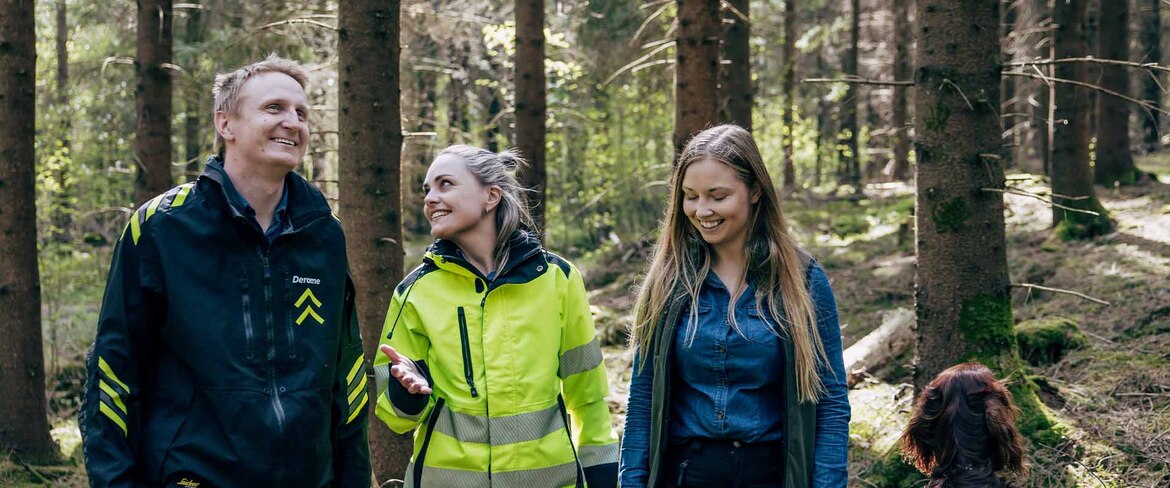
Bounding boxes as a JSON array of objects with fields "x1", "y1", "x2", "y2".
[{"x1": 380, "y1": 345, "x2": 433, "y2": 395}]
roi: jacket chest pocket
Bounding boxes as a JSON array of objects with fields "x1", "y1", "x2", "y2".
[{"x1": 457, "y1": 307, "x2": 480, "y2": 398}]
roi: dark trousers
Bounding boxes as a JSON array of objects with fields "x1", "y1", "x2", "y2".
[{"x1": 664, "y1": 439, "x2": 785, "y2": 487}]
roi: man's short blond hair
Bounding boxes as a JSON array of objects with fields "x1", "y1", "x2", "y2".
[{"x1": 212, "y1": 54, "x2": 309, "y2": 157}]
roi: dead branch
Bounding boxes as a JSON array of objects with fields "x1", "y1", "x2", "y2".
[
  {"x1": 843, "y1": 308, "x2": 915, "y2": 388},
  {"x1": 802, "y1": 76, "x2": 915, "y2": 86},
  {"x1": 256, "y1": 18, "x2": 336, "y2": 32},
  {"x1": 1005, "y1": 56, "x2": 1170, "y2": 74},
  {"x1": 1004, "y1": 71, "x2": 1169, "y2": 115},
  {"x1": 981, "y1": 187, "x2": 1101, "y2": 216},
  {"x1": 1011, "y1": 283, "x2": 1111, "y2": 306}
]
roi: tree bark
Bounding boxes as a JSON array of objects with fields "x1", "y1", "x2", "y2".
[
  {"x1": 891, "y1": 0, "x2": 913, "y2": 181},
  {"x1": 1140, "y1": 0, "x2": 1162, "y2": 151},
  {"x1": 1001, "y1": 0, "x2": 1017, "y2": 170},
  {"x1": 914, "y1": 0, "x2": 1014, "y2": 390},
  {"x1": 1052, "y1": 0, "x2": 1113, "y2": 238},
  {"x1": 448, "y1": 41, "x2": 470, "y2": 145},
  {"x1": 515, "y1": 0, "x2": 547, "y2": 235},
  {"x1": 781, "y1": 0, "x2": 797, "y2": 188},
  {"x1": 674, "y1": 0, "x2": 720, "y2": 161},
  {"x1": 338, "y1": 1, "x2": 411, "y2": 483},
  {"x1": 838, "y1": 0, "x2": 862, "y2": 188},
  {"x1": 1094, "y1": 0, "x2": 1138, "y2": 185},
  {"x1": 135, "y1": 0, "x2": 175, "y2": 204},
  {"x1": 183, "y1": 6, "x2": 205, "y2": 179},
  {"x1": 0, "y1": 0, "x2": 59, "y2": 464},
  {"x1": 719, "y1": 0, "x2": 752, "y2": 131},
  {"x1": 51, "y1": 0, "x2": 73, "y2": 242}
]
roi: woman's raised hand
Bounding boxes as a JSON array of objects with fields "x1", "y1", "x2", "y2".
[{"x1": 379, "y1": 344, "x2": 433, "y2": 395}]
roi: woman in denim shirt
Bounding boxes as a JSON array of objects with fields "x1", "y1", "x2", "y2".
[{"x1": 619, "y1": 125, "x2": 850, "y2": 487}]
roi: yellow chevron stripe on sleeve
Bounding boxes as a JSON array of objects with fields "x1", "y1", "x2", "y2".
[
  {"x1": 98, "y1": 357, "x2": 130, "y2": 393},
  {"x1": 129, "y1": 210, "x2": 143, "y2": 244},
  {"x1": 348, "y1": 373, "x2": 368, "y2": 405},
  {"x1": 99, "y1": 402, "x2": 128, "y2": 436},
  {"x1": 144, "y1": 194, "x2": 164, "y2": 220},
  {"x1": 346, "y1": 391, "x2": 368, "y2": 425},
  {"x1": 346, "y1": 356, "x2": 364, "y2": 386},
  {"x1": 172, "y1": 183, "x2": 194, "y2": 207},
  {"x1": 98, "y1": 379, "x2": 127, "y2": 414}
]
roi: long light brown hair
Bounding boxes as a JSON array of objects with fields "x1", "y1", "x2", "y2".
[
  {"x1": 901, "y1": 363, "x2": 1027, "y2": 487},
  {"x1": 629, "y1": 124, "x2": 828, "y2": 403}
]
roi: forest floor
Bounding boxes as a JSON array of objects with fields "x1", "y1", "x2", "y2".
[{"x1": 4, "y1": 157, "x2": 1168, "y2": 487}]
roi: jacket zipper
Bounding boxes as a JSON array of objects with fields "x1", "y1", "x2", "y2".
[
  {"x1": 241, "y1": 270, "x2": 255, "y2": 360},
  {"x1": 480, "y1": 290, "x2": 492, "y2": 479},
  {"x1": 456, "y1": 307, "x2": 479, "y2": 397},
  {"x1": 260, "y1": 251, "x2": 287, "y2": 432},
  {"x1": 676, "y1": 459, "x2": 690, "y2": 486}
]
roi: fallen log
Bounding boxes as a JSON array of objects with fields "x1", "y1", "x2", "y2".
[{"x1": 842, "y1": 308, "x2": 915, "y2": 388}]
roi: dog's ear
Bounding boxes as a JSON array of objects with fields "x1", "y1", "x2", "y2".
[
  {"x1": 985, "y1": 383, "x2": 1027, "y2": 475},
  {"x1": 901, "y1": 389, "x2": 942, "y2": 474}
]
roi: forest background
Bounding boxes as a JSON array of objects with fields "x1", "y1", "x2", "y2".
[{"x1": 1, "y1": 0, "x2": 1169, "y2": 486}]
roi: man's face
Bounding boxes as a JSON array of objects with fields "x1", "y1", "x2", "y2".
[{"x1": 218, "y1": 72, "x2": 309, "y2": 172}]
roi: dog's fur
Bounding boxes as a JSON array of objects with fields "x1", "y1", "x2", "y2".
[{"x1": 901, "y1": 363, "x2": 1027, "y2": 487}]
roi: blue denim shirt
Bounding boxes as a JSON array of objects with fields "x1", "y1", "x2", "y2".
[
  {"x1": 217, "y1": 163, "x2": 290, "y2": 242},
  {"x1": 620, "y1": 262, "x2": 851, "y2": 487}
]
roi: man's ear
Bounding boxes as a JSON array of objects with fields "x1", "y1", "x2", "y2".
[
  {"x1": 214, "y1": 111, "x2": 234, "y2": 143},
  {"x1": 485, "y1": 185, "x2": 503, "y2": 213}
]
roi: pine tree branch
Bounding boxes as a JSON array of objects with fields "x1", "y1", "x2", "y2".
[
  {"x1": 1011, "y1": 283, "x2": 1111, "y2": 305},
  {"x1": 802, "y1": 76, "x2": 915, "y2": 86},
  {"x1": 1003, "y1": 71, "x2": 1169, "y2": 115},
  {"x1": 981, "y1": 187, "x2": 1100, "y2": 215},
  {"x1": 1005, "y1": 56, "x2": 1170, "y2": 74}
]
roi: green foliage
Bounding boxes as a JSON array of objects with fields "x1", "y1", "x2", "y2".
[
  {"x1": 830, "y1": 212, "x2": 870, "y2": 237},
  {"x1": 1015, "y1": 316, "x2": 1087, "y2": 366},
  {"x1": 865, "y1": 446, "x2": 926, "y2": 488}
]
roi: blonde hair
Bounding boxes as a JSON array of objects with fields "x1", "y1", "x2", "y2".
[
  {"x1": 211, "y1": 54, "x2": 309, "y2": 157},
  {"x1": 436, "y1": 145, "x2": 538, "y2": 268},
  {"x1": 630, "y1": 124, "x2": 828, "y2": 403}
]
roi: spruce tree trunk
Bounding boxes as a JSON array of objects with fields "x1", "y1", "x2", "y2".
[
  {"x1": 838, "y1": 0, "x2": 861, "y2": 188},
  {"x1": 135, "y1": 0, "x2": 174, "y2": 204},
  {"x1": 1140, "y1": 0, "x2": 1162, "y2": 151},
  {"x1": 183, "y1": 7, "x2": 205, "y2": 179},
  {"x1": 782, "y1": 0, "x2": 797, "y2": 188},
  {"x1": 51, "y1": 0, "x2": 73, "y2": 241},
  {"x1": 1052, "y1": 0, "x2": 1113, "y2": 238},
  {"x1": 914, "y1": 0, "x2": 1014, "y2": 389},
  {"x1": 891, "y1": 0, "x2": 913, "y2": 181},
  {"x1": 674, "y1": 0, "x2": 720, "y2": 161},
  {"x1": 719, "y1": 0, "x2": 752, "y2": 131},
  {"x1": 1095, "y1": 0, "x2": 1138, "y2": 185},
  {"x1": 515, "y1": 0, "x2": 547, "y2": 235},
  {"x1": 448, "y1": 41, "x2": 470, "y2": 145},
  {"x1": 0, "y1": 0, "x2": 60, "y2": 464},
  {"x1": 338, "y1": 1, "x2": 411, "y2": 483}
]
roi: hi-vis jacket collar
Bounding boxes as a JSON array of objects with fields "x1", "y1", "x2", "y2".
[{"x1": 423, "y1": 229, "x2": 548, "y2": 282}]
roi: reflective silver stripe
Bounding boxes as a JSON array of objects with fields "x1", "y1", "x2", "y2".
[
  {"x1": 578, "y1": 442, "x2": 620, "y2": 468},
  {"x1": 493, "y1": 460, "x2": 579, "y2": 487},
  {"x1": 558, "y1": 336, "x2": 603, "y2": 379},
  {"x1": 376, "y1": 364, "x2": 423, "y2": 422},
  {"x1": 433, "y1": 403, "x2": 566, "y2": 446},
  {"x1": 410, "y1": 463, "x2": 491, "y2": 488}
]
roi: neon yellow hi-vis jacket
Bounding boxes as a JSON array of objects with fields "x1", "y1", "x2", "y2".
[{"x1": 374, "y1": 233, "x2": 619, "y2": 487}]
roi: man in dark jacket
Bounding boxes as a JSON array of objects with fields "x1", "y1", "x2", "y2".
[{"x1": 80, "y1": 55, "x2": 370, "y2": 487}]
